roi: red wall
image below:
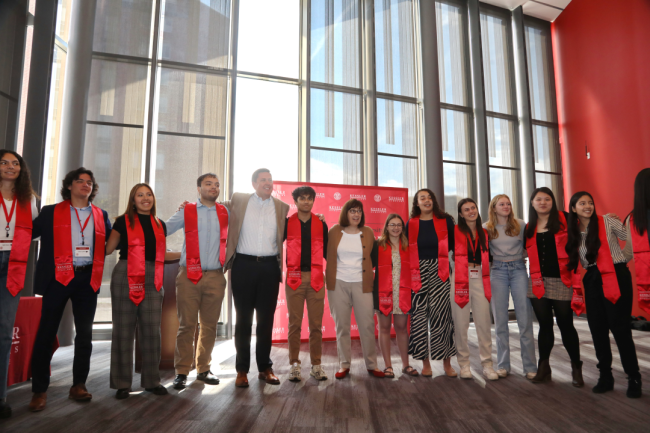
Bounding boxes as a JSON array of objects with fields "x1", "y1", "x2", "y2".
[{"x1": 552, "y1": 0, "x2": 650, "y2": 316}]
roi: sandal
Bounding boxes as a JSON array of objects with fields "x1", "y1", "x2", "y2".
[
  {"x1": 383, "y1": 367, "x2": 395, "y2": 378},
  {"x1": 402, "y1": 366, "x2": 419, "y2": 377}
]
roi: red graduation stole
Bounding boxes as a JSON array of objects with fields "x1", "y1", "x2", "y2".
[
  {"x1": 286, "y1": 213, "x2": 324, "y2": 291},
  {"x1": 183, "y1": 202, "x2": 229, "y2": 284},
  {"x1": 594, "y1": 215, "x2": 621, "y2": 304},
  {"x1": 4, "y1": 197, "x2": 33, "y2": 296},
  {"x1": 454, "y1": 226, "x2": 491, "y2": 308},
  {"x1": 570, "y1": 265, "x2": 586, "y2": 316},
  {"x1": 408, "y1": 216, "x2": 450, "y2": 293},
  {"x1": 526, "y1": 211, "x2": 572, "y2": 299},
  {"x1": 52, "y1": 200, "x2": 106, "y2": 291},
  {"x1": 630, "y1": 215, "x2": 650, "y2": 315},
  {"x1": 126, "y1": 214, "x2": 166, "y2": 306},
  {"x1": 377, "y1": 243, "x2": 412, "y2": 315}
]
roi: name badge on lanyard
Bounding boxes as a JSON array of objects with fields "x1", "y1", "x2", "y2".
[
  {"x1": 0, "y1": 240, "x2": 11, "y2": 251},
  {"x1": 469, "y1": 268, "x2": 480, "y2": 279},
  {"x1": 75, "y1": 246, "x2": 91, "y2": 257}
]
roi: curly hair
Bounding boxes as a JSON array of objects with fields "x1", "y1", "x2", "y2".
[
  {"x1": 410, "y1": 188, "x2": 451, "y2": 220},
  {"x1": 60, "y1": 167, "x2": 99, "y2": 202},
  {"x1": 0, "y1": 150, "x2": 39, "y2": 203}
]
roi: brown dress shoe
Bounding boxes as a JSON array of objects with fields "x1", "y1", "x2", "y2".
[
  {"x1": 258, "y1": 368, "x2": 280, "y2": 385},
  {"x1": 69, "y1": 383, "x2": 93, "y2": 401},
  {"x1": 29, "y1": 393, "x2": 47, "y2": 412},
  {"x1": 235, "y1": 372, "x2": 249, "y2": 388}
]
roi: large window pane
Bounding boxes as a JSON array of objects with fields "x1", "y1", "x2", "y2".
[
  {"x1": 490, "y1": 167, "x2": 521, "y2": 216},
  {"x1": 525, "y1": 25, "x2": 555, "y2": 123},
  {"x1": 377, "y1": 99, "x2": 417, "y2": 157},
  {"x1": 157, "y1": 69, "x2": 228, "y2": 136},
  {"x1": 535, "y1": 172, "x2": 564, "y2": 208},
  {"x1": 379, "y1": 155, "x2": 418, "y2": 196},
  {"x1": 238, "y1": 0, "x2": 299, "y2": 78},
  {"x1": 375, "y1": 0, "x2": 417, "y2": 97},
  {"x1": 311, "y1": 0, "x2": 360, "y2": 87},
  {"x1": 233, "y1": 79, "x2": 298, "y2": 192},
  {"x1": 0, "y1": 98, "x2": 8, "y2": 150},
  {"x1": 161, "y1": 0, "x2": 231, "y2": 68},
  {"x1": 311, "y1": 149, "x2": 361, "y2": 185},
  {"x1": 532, "y1": 125, "x2": 561, "y2": 173},
  {"x1": 55, "y1": 0, "x2": 73, "y2": 42},
  {"x1": 480, "y1": 11, "x2": 514, "y2": 115},
  {"x1": 436, "y1": 0, "x2": 469, "y2": 106},
  {"x1": 87, "y1": 59, "x2": 149, "y2": 125},
  {"x1": 154, "y1": 135, "x2": 225, "y2": 251},
  {"x1": 441, "y1": 108, "x2": 472, "y2": 162},
  {"x1": 444, "y1": 162, "x2": 474, "y2": 213},
  {"x1": 311, "y1": 89, "x2": 361, "y2": 151},
  {"x1": 93, "y1": 0, "x2": 154, "y2": 57},
  {"x1": 487, "y1": 117, "x2": 517, "y2": 168}
]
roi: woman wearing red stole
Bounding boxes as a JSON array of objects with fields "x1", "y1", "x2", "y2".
[
  {"x1": 525, "y1": 187, "x2": 582, "y2": 386},
  {"x1": 0, "y1": 151, "x2": 38, "y2": 419},
  {"x1": 566, "y1": 191, "x2": 641, "y2": 398},
  {"x1": 406, "y1": 189, "x2": 457, "y2": 378},
  {"x1": 106, "y1": 184, "x2": 168, "y2": 399},
  {"x1": 449, "y1": 198, "x2": 498, "y2": 380},
  {"x1": 373, "y1": 214, "x2": 418, "y2": 378}
]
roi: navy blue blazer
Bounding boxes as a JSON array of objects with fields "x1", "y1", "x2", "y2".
[{"x1": 32, "y1": 203, "x2": 112, "y2": 296}]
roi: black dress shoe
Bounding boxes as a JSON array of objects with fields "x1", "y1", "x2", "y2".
[
  {"x1": 115, "y1": 389, "x2": 130, "y2": 400},
  {"x1": 145, "y1": 385, "x2": 169, "y2": 396},
  {"x1": 196, "y1": 370, "x2": 220, "y2": 385},
  {"x1": 592, "y1": 376, "x2": 614, "y2": 394},
  {"x1": 627, "y1": 376, "x2": 642, "y2": 399},
  {"x1": 173, "y1": 374, "x2": 187, "y2": 389},
  {"x1": 0, "y1": 400, "x2": 12, "y2": 419}
]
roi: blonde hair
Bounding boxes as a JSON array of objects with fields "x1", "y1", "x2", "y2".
[
  {"x1": 486, "y1": 194, "x2": 520, "y2": 240},
  {"x1": 377, "y1": 214, "x2": 408, "y2": 251}
]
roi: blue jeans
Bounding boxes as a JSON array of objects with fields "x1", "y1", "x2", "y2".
[
  {"x1": 0, "y1": 251, "x2": 22, "y2": 400},
  {"x1": 490, "y1": 260, "x2": 537, "y2": 374}
]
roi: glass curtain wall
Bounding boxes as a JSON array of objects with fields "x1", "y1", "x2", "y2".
[
  {"x1": 525, "y1": 17, "x2": 563, "y2": 207},
  {"x1": 436, "y1": 0, "x2": 475, "y2": 212}
]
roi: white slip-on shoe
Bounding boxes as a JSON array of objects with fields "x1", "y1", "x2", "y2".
[
  {"x1": 310, "y1": 365, "x2": 328, "y2": 381},
  {"x1": 289, "y1": 363, "x2": 302, "y2": 382},
  {"x1": 496, "y1": 368, "x2": 508, "y2": 378},
  {"x1": 526, "y1": 372, "x2": 537, "y2": 380},
  {"x1": 483, "y1": 366, "x2": 499, "y2": 381},
  {"x1": 460, "y1": 365, "x2": 472, "y2": 379}
]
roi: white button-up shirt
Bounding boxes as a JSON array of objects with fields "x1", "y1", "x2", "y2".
[{"x1": 236, "y1": 193, "x2": 278, "y2": 256}]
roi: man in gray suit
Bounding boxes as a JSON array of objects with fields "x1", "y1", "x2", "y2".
[{"x1": 221, "y1": 168, "x2": 290, "y2": 387}]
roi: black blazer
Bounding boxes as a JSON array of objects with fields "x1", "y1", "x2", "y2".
[{"x1": 32, "y1": 203, "x2": 112, "y2": 295}]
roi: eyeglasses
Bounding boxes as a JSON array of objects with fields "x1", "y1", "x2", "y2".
[
  {"x1": 388, "y1": 223, "x2": 402, "y2": 228},
  {"x1": 348, "y1": 209, "x2": 363, "y2": 215}
]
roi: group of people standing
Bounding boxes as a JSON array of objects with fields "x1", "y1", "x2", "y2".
[{"x1": 0, "y1": 147, "x2": 647, "y2": 420}]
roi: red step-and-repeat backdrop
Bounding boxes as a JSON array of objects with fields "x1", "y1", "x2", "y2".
[{"x1": 270, "y1": 181, "x2": 409, "y2": 343}]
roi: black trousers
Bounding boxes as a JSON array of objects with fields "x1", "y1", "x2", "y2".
[
  {"x1": 231, "y1": 256, "x2": 281, "y2": 373},
  {"x1": 32, "y1": 271, "x2": 97, "y2": 393},
  {"x1": 530, "y1": 297, "x2": 581, "y2": 363},
  {"x1": 583, "y1": 263, "x2": 640, "y2": 379}
]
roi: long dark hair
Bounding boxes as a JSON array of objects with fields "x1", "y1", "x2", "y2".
[
  {"x1": 410, "y1": 188, "x2": 451, "y2": 220},
  {"x1": 0, "y1": 150, "x2": 39, "y2": 203},
  {"x1": 566, "y1": 191, "x2": 600, "y2": 271},
  {"x1": 121, "y1": 183, "x2": 160, "y2": 229},
  {"x1": 525, "y1": 187, "x2": 563, "y2": 238},
  {"x1": 632, "y1": 168, "x2": 650, "y2": 236},
  {"x1": 457, "y1": 198, "x2": 487, "y2": 250}
]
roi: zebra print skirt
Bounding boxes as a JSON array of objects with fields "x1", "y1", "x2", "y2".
[{"x1": 408, "y1": 258, "x2": 456, "y2": 361}]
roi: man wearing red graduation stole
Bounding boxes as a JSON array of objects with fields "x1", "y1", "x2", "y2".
[
  {"x1": 28, "y1": 168, "x2": 111, "y2": 412},
  {"x1": 165, "y1": 173, "x2": 229, "y2": 390},
  {"x1": 282, "y1": 186, "x2": 328, "y2": 382}
]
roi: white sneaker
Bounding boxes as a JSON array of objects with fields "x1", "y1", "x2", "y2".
[
  {"x1": 460, "y1": 365, "x2": 472, "y2": 379},
  {"x1": 526, "y1": 372, "x2": 537, "y2": 380},
  {"x1": 310, "y1": 365, "x2": 328, "y2": 381},
  {"x1": 496, "y1": 368, "x2": 508, "y2": 378},
  {"x1": 483, "y1": 366, "x2": 499, "y2": 381},
  {"x1": 289, "y1": 363, "x2": 301, "y2": 382}
]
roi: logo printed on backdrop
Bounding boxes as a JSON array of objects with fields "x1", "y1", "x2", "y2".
[
  {"x1": 334, "y1": 192, "x2": 341, "y2": 200},
  {"x1": 272, "y1": 327, "x2": 285, "y2": 334},
  {"x1": 12, "y1": 327, "x2": 19, "y2": 353},
  {"x1": 277, "y1": 299, "x2": 286, "y2": 306},
  {"x1": 272, "y1": 190, "x2": 285, "y2": 197},
  {"x1": 350, "y1": 194, "x2": 366, "y2": 201},
  {"x1": 290, "y1": 204, "x2": 297, "y2": 210},
  {"x1": 389, "y1": 196, "x2": 404, "y2": 203},
  {"x1": 371, "y1": 208, "x2": 387, "y2": 213},
  {"x1": 374, "y1": 194, "x2": 381, "y2": 202},
  {"x1": 316, "y1": 192, "x2": 325, "y2": 199},
  {"x1": 329, "y1": 205, "x2": 343, "y2": 212}
]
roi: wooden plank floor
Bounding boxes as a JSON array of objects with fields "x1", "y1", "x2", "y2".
[{"x1": 2, "y1": 318, "x2": 649, "y2": 432}]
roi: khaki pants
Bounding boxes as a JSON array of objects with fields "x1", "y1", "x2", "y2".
[
  {"x1": 450, "y1": 267, "x2": 494, "y2": 368},
  {"x1": 286, "y1": 271, "x2": 326, "y2": 365},
  {"x1": 328, "y1": 279, "x2": 377, "y2": 370},
  {"x1": 174, "y1": 266, "x2": 227, "y2": 375}
]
